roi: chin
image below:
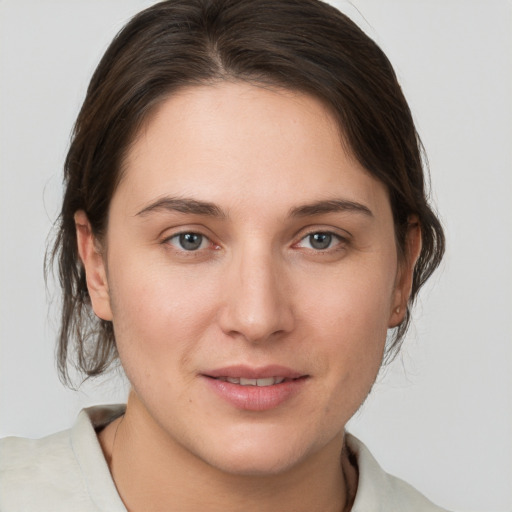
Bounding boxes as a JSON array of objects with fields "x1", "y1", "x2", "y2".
[
  {"x1": 205, "y1": 448, "x2": 304, "y2": 477},
  {"x1": 194, "y1": 425, "x2": 327, "y2": 477}
]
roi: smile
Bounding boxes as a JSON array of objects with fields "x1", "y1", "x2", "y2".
[
  {"x1": 213, "y1": 376, "x2": 287, "y2": 386},
  {"x1": 203, "y1": 368, "x2": 308, "y2": 411}
]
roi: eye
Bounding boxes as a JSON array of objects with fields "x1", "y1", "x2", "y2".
[
  {"x1": 167, "y1": 232, "x2": 210, "y2": 251},
  {"x1": 297, "y1": 232, "x2": 342, "y2": 250}
]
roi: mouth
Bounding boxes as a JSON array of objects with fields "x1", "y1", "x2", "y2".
[
  {"x1": 201, "y1": 366, "x2": 308, "y2": 411},
  {"x1": 203, "y1": 365, "x2": 307, "y2": 384},
  {"x1": 208, "y1": 376, "x2": 303, "y2": 386}
]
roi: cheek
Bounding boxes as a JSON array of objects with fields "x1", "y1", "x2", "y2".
[
  {"x1": 106, "y1": 258, "x2": 221, "y2": 380},
  {"x1": 304, "y1": 258, "x2": 395, "y2": 336},
  {"x1": 301, "y1": 260, "x2": 395, "y2": 385}
]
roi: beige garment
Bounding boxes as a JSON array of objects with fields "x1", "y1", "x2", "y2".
[{"x1": 0, "y1": 405, "x2": 449, "y2": 511}]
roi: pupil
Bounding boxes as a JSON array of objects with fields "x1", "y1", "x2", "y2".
[
  {"x1": 310, "y1": 233, "x2": 331, "y2": 250},
  {"x1": 179, "y1": 233, "x2": 202, "y2": 250}
]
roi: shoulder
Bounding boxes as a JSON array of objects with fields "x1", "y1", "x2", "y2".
[
  {"x1": 0, "y1": 427, "x2": 91, "y2": 511},
  {"x1": 347, "y1": 433, "x2": 451, "y2": 512},
  {"x1": 0, "y1": 405, "x2": 126, "y2": 512}
]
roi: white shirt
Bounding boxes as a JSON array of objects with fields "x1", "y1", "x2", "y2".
[{"x1": 0, "y1": 405, "x2": 448, "y2": 511}]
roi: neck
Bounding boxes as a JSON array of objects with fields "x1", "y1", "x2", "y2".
[{"x1": 99, "y1": 391, "x2": 357, "y2": 512}]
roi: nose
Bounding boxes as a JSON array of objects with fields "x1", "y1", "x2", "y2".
[{"x1": 218, "y1": 243, "x2": 295, "y2": 343}]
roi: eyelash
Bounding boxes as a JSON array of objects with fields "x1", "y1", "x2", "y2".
[
  {"x1": 164, "y1": 232, "x2": 218, "y2": 253},
  {"x1": 294, "y1": 231, "x2": 346, "y2": 252},
  {"x1": 163, "y1": 230, "x2": 347, "y2": 254}
]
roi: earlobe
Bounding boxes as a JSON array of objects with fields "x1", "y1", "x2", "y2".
[
  {"x1": 389, "y1": 216, "x2": 422, "y2": 328},
  {"x1": 74, "y1": 210, "x2": 113, "y2": 321}
]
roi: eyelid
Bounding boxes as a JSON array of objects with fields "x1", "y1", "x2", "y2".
[
  {"x1": 294, "y1": 224, "x2": 351, "y2": 242},
  {"x1": 161, "y1": 227, "x2": 221, "y2": 252},
  {"x1": 159, "y1": 223, "x2": 216, "y2": 241},
  {"x1": 166, "y1": 232, "x2": 209, "y2": 251},
  {"x1": 296, "y1": 232, "x2": 343, "y2": 248},
  {"x1": 159, "y1": 225, "x2": 350, "y2": 252}
]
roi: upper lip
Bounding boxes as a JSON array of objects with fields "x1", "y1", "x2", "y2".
[{"x1": 203, "y1": 365, "x2": 306, "y2": 380}]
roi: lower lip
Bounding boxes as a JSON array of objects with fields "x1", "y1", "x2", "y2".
[{"x1": 202, "y1": 376, "x2": 308, "y2": 411}]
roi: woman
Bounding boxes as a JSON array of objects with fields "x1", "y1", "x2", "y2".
[{"x1": 0, "y1": 0, "x2": 447, "y2": 510}]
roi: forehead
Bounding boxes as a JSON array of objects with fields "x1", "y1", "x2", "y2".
[{"x1": 115, "y1": 82, "x2": 390, "y2": 219}]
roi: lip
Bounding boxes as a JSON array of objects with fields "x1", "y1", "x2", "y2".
[
  {"x1": 204, "y1": 364, "x2": 305, "y2": 380},
  {"x1": 201, "y1": 365, "x2": 309, "y2": 411}
]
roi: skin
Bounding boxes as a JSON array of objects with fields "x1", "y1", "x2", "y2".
[{"x1": 75, "y1": 82, "x2": 421, "y2": 512}]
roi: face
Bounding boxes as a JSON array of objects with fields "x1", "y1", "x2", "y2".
[{"x1": 78, "y1": 82, "x2": 414, "y2": 475}]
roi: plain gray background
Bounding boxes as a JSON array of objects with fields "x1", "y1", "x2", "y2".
[{"x1": 0, "y1": 1, "x2": 511, "y2": 510}]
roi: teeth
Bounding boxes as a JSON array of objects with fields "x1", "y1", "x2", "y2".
[
  {"x1": 215, "y1": 376, "x2": 288, "y2": 386},
  {"x1": 238, "y1": 377, "x2": 286, "y2": 386},
  {"x1": 255, "y1": 377, "x2": 275, "y2": 386}
]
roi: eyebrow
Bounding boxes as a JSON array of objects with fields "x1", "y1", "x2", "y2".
[
  {"x1": 135, "y1": 196, "x2": 372, "y2": 220},
  {"x1": 136, "y1": 197, "x2": 225, "y2": 218},
  {"x1": 289, "y1": 199, "x2": 373, "y2": 218}
]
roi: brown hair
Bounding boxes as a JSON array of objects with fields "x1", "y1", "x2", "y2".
[{"x1": 49, "y1": 0, "x2": 444, "y2": 383}]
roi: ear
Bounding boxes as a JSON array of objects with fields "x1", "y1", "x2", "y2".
[
  {"x1": 388, "y1": 215, "x2": 422, "y2": 328},
  {"x1": 74, "y1": 210, "x2": 113, "y2": 321}
]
